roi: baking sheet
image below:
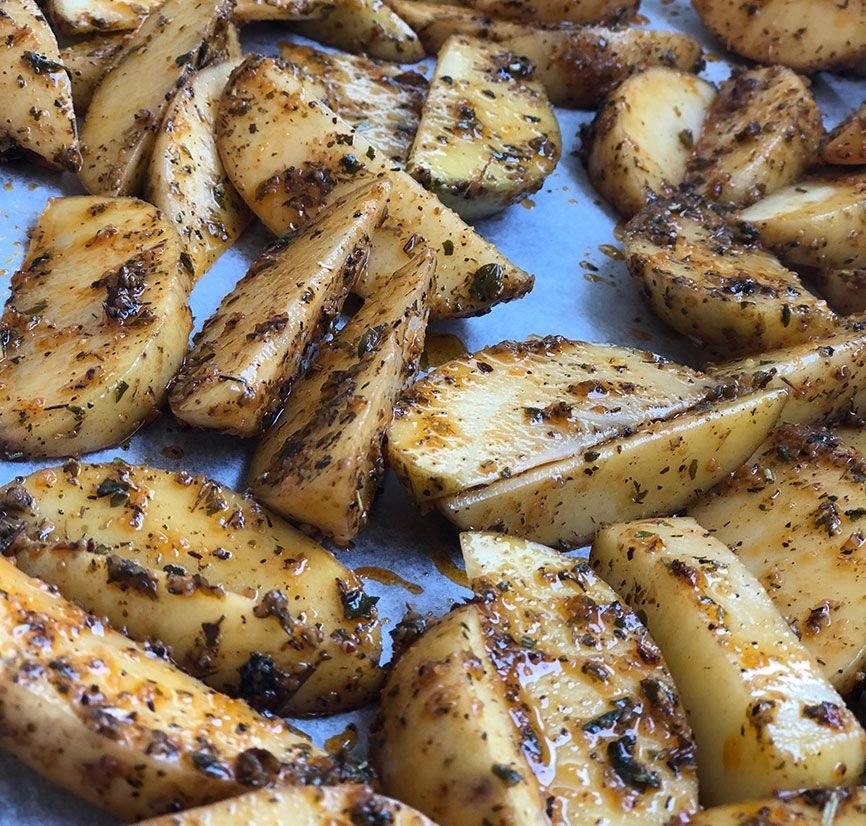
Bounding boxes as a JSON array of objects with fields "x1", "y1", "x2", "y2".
[{"x1": 0, "y1": 2, "x2": 860, "y2": 821}]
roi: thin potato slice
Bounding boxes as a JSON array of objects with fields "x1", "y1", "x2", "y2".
[
  {"x1": 584, "y1": 67, "x2": 715, "y2": 218},
  {"x1": 624, "y1": 195, "x2": 837, "y2": 354},
  {"x1": 0, "y1": 196, "x2": 191, "y2": 458},
  {"x1": 406, "y1": 35, "x2": 561, "y2": 220},
  {"x1": 386, "y1": 336, "x2": 715, "y2": 503},
  {"x1": 234, "y1": 0, "x2": 326, "y2": 22},
  {"x1": 0, "y1": 557, "x2": 356, "y2": 822},
  {"x1": 170, "y1": 180, "x2": 390, "y2": 437},
  {"x1": 59, "y1": 33, "x2": 127, "y2": 113},
  {"x1": 250, "y1": 250, "x2": 434, "y2": 545},
  {"x1": 0, "y1": 0, "x2": 80, "y2": 171},
  {"x1": 822, "y1": 103, "x2": 866, "y2": 166},
  {"x1": 434, "y1": 0, "x2": 637, "y2": 26},
  {"x1": 591, "y1": 518, "x2": 866, "y2": 806},
  {"x1": 217, "y1": 55, "x2": 532, "y2": 318},
  {"x1": 814, "y1": 268, "x2": 866, "y2": 315},
  {"x1": 440, "y1": 389, "x2": 786, "y2": 548},
  {"x1": 80, "y1": 0, "x2": 233, "y2": 196},
  {"x1": 685, "y1": 67, "x2": 822, "y2": 207},
  {"x1": 2, "y1": 461, "x2": 383, "y2": 715},
  {"x1": 45, "y1": 0, "x2": 161, "y2": 34}
]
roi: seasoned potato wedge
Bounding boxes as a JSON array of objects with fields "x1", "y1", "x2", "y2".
[
  {"x1": 46, "y1": 0, "x2": 161, "y2": 35},
  {"x1": 2, "y1": 461, "x2": 383, "y2": 715},
  {"x1": 823, "y1": 103, "x2": 866, "y2": 166},
  {"x1": 217, "y1": 55, "x2": 532, "y2": 318},
  {"x1": 584, "y1": 67, "x2": 715, "y2": 218},
  {"x1": 279, "y1": 43, "x2": 427, "y2": 165},
  {"x1": 691, "y1": 0, "x2": 866, "y2": 73},
  {"x1": 234, "y1": 0, "x2": 326, "y2": 22},
  {"x1": 591, "y1": 518, "x2": 866, "y2": 805},
  {"x1": 436, "y1": 0, "x2": 637, "y2": 26},
  {"x1": 80, "y1": 0, "x2": 233, "y2": 196},
  {"x1": 0, "y1": 196, "x2": 191, "y2": 458},
  {"x1": 386, "y1": 336, "x2": 715, "y2": 503},
  {"x1": 406, "y1": 35, "x2": 561, "y2": 220},
  {"x1": 441, "y1": 390, "x2": 786, "y2": 548},
  {"x1": 624, "y1": 195, "x2": 837, "y2": 353},
  {"x1": 0, "y1": 0, "x2": 80, "y2": 171},
  {"x1": 250, "y1": 250, "x2": 434, "y2": 545},
  {"x1": 60, "y1": 33, "x2": 127, "y2": 113},
  {"x1": 814, "y1": 268, "x2": 866, "y2": 316},
  {"x1": 690, "y1": 425, "x2": 866, "y2": 693},
  {"x1": 685, "y1": 67, "x2": 822, "y2": 207},
  {"x1": 0, "y1": 557, "x2": 358, "y2": 822},
  {"x1": 170, "y1": 180, "x2": 389, "y2": 437}
]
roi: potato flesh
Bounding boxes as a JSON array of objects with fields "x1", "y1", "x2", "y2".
[
  {"x1": 234, "y1": 0, "x2": 326, "y2": 22},
  {"x1": 460, "y1": 532, "x2": 699, "y2": 824},
  {"x1": 386, "y1": 336, "x2": 715, "y2": 503},
  {"x1": 434, "y1": 0, "x2": 637, "y2": 26},
  {"x1": 60, "y1": 33, "x2": 127, "y2": 113},
  {"x1": 591, "y1": 517, "x2": 866, "y2": 806},
  {"x1": 169, "y1": 180, "x2": 390, "y2": 437},
  {"x1": 46, "y1": 0, "x2": 161, "y2": 34},
  {"x1": 441, "y1": 389, "x2": 787, "y2": 548},
  {"x1": 585, "y1": 67, "x2": 715, "y2": 218},
  {"x1": 822, "y1": 103, "x2": 866, "y2": 166},
  {"x1": 2, "y1": 461, "x2": 382, "y2": 715}
]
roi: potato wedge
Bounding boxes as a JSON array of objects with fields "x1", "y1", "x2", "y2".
[
  {"x1": 0, "y1": 557, "x2": 358, "y2": 822},
  {"x1": 80, "y1": 0, "x2": 233, "y2": 196},
  {"x1": 591, "y1": 517, "x2": 866, "y2": 805},
  {"x1": 691, "y1": 0, "x2": 866, "y2": 73},
  {"x1": 434, "y1": 0, "x2": 637, "y2": 26},
  {"x1": 0, "y1": 0, "x2": 80, "y2": 171},
  {"x1": 170, "y1": 180, "x2": 389, "y2": 437},
  {"x1": 59, "y1": 33, "x2": 127, "y2": 113},
  {"x1": 387, "y1": 336, "x2": 716, "y2": 503},
  {"x1": 441, "y1": 389, "x2": 786, "y2": 548},
  {"x1": 624, "y1": 195, "x2": 837, "y2": 354},
  {"x1": 460, "y1": 532, "x2": 700, "y2": 824},
  {"x1": 2, "y1": 461, "x2": 383, "y2": 715},
  {"x1": 0, "y1": 196, "x2": 191, "y2": 458},
  {"x1": 405, "y1": 35, "x2": 560, "y2": 220},
  {"x1": 814, "y1": 268, "x2": 866, "y2": 316},
  {"x1": 250, "y1": 249, "x2": 434, "y2": 545},
  {"x1": 217, "y1": 55, "x2": 532, "y2": 318},
  {"x1": 685, "y1": 67, "x2": 822, "y2": 207},
  {"x1": 690, "y1": 425, "x2": 866, "y2": 693},
  {"x1": 823, "y1": 103, "x2": 866, "y2": 166},
  {"x1": 279, "y1": 43, "x2": 427, "y2": 165},
  {"x1": 45, "y1": 0, "x2": 161, "y2": 35},
  {"x1": 234, "y1": 0, "x2": 326, "y2": 22},
  {"x1": 584, "y1": 67, "x2": 715, "y2": 218}
]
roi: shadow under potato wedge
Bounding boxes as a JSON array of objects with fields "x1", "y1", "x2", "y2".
[{"x1": 431, "y1": 0, "x2": 637, "y2": 26}]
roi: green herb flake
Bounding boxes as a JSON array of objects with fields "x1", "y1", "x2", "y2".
[
  {"x1": 607, "y1": 735, "x2": 661, "y2": 792},
  {"x1": 96, "y1": 477, "x2": 130, "y2": 507},
  {"x1": 491, "y1": 763, "x2": 523, "y2": 786},
  {"x1": 677, "y1": 129, "x2": 694, "y2": 148},
  {"x1": 469, "y1": 263, "x2": 503, "y2": 302},
  {"x1": 115, "y1": 381, "x2": 129, "y2": 402},
  {"x1": 23, "y1": 51, "x2": 62, "y2": 74},
  {"x1": 340, "y1": 154, "x2": 364, "y2": 174},
  {"x1": 357, "y1": 324, "x2": 387, "y2": 358},
  {"x1": 442, "y1": 240, "x2": 454, "y2": 256},
  {"x1": 180, "y1": 252, "x2": 195, "y2": 276},
  {"x1": 339, "y1": 580, "x2": 379, "y2": 620}
]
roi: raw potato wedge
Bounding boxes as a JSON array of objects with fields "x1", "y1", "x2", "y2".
[
  {"x1": 1, "y1": 461, "x2": 383, "y2": 715},
  {"x1": 0, "y1": 196, "x2": 191, "y2": 458},
  {"x1": 0, "y1": 0, "x2": 80, "y2": 171},
  {"x1": 406, "y1": 35, "x2": 561, "y2": 220},
  {"x1": 690, "y1": 425, "x2": 866, "y2": 693},
  {"x1": 46, "y1": 0, "x2": 161, "y2": 34},
  {"x1": 591, "y1": 518, "x2": 866, "y2": 806},
  {"x1": 386, "y1": 336, "x2": 716, "y2": 503},
  {"x1": 293, "y1": 0, "x2": 425, "y2": 63},
  {"x1": 691, "y1": 0, "x2": 866, "y2": 73},
  {"x1": 685, "y1": 67, "x2": 822, "y2": 208},
  {"x1": 440, "y1": 389, "x2": 786, "y2": 548},
  {"x1": 460, "y1": 532, "x2": 700, "y2": 824},
  {"x1": 234, "y1": 0, "x2": 326, "y2": 22},
  {"x1": 624, "y1": 195, "x2": 837, "y2": 354},
  {"x1": 80, "y1": 0, "x2": 234, "y2": 196},
  {"x1": 60, "y1": 33, "x2": 127, "y2": 113},
  {"x1": 279, "y1": 43, "x2": 427, "y2": 165},
  {"x1": 823, "y1": 103, "x2": 866, "y2": 166},
  {"x1": 0, "y1": 557, "x2": 359, "y2": 822},
  {"x1": 140, "y1": 785, "x2": 438, "y2": 826},
  {"x1": 584, "y1": 67, "x2": 715, "y2": 218},
  {"x1": 814, "y1": 268, "x2": 866, "y2": 315},
  {"x1": 170, "y1": 180, "x2": 389, "y2": 437},
  {"x1": 436, "y1": 0, "x2": 637, "y2": 26},
  {"x1": 217, "y1": 55, "x2": 532, "y2": 318},
  {"x1": 250, "y1": 250, "x2": 434, "y2": 545}
]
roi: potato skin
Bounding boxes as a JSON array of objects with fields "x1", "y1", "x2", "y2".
[
  {"x1": 450, "y1": 0, "x2": 638, "y2": 26},
  {"x1": 814, "y1": 268, "x2": 866, "y2": 315},
  {"x1": 822, "y1": 103, "x2": 866, "y2": 166}
]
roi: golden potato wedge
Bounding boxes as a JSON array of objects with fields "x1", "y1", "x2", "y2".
[
  {"x1": 0, "y1": 557, "x2": 358, "y2": 822},
  {"x1": 59, "y1": 33, "x2": 127, "y2": 113},
  {"x1": 0, "y1": 0, "x2": 80, "y2": 171},
  {"x1": 386, "y1": 336, "x2": 715, "y2": 503},
  {"x1": 406, "y1": 35, "x2": 560, "y2": 220},
  {"x1": 0, "y1": 196, "x2": 191, "y2": 458},
  {"x1": 250, "y1": 249, "x2": 434, "y2": 545},
  {"x1": 279, "y1": 43, "x2": 427, "y2": 165},
  {"x1": 170, "y1": 180, "x2": 389, "y2": 437},
  {"x1": 584, "y1": 67, "x2": 715, "y2": 218},
  {"x1": 2, "y1": 461, "x2": 383, "y2": 715},
  {"x1": 460, "y1": 532, "x2": 700, "y2": 824},
  {"x1": 690, "y1": 425, "x2": 866, "y2": 693},
  {"x1": 45, "y1": 0, "x2": 161, "y2": 35},
  {"x1": 814, "y1": 268, "x2": 866, "y2": 315},
  {"x1": 435, "y1": 0, "x2": 637, "y2": 26},
  {"x1": 440, "y1": 389, "x2": 786, "y2": 548},
  {"x1": 217, "y1": 55, "x2": 532, "y2": 318},
  {"x1": 80, "y1": 0, "x2": 233, "y2": 196},
  {"x1": 685, "y1": 67, "x2": 822, "y2": 207},
  {"x1": 624, "y1": 195, "x2": 837, "y2": 354},
  {"x1": 591, "y1": 518, "x2": 866, "y2": 806},
  {"x1": 234, "y1": 0, "x2": 326, "y2": 22},
  {"x1": 822, "y1": 103, "x2": 866, "y2": 166},
  {"x1": 691, "y1": 0, "x2": 866, "y2": 73}
]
